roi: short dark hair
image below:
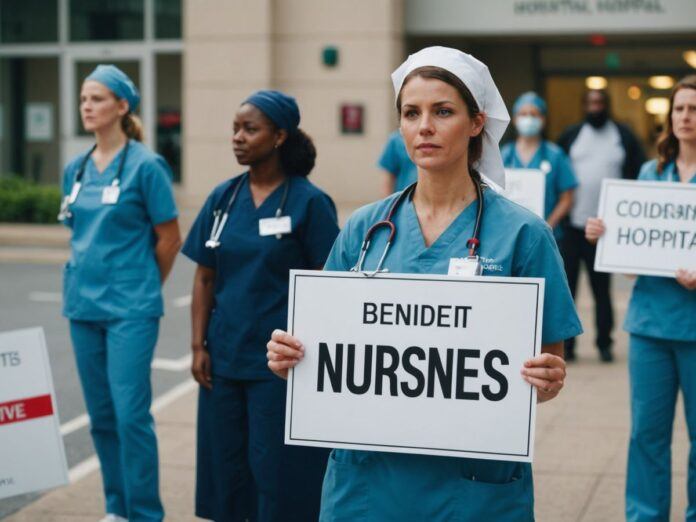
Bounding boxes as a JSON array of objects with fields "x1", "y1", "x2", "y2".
[{"x1": 396, "y1": 66, "x2": 483, "y2": 174}]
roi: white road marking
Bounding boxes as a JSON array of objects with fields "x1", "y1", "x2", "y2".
[
  {"x1": 151, "y1": 353, "x2": 192, "y2": 371},
  {"x1": 60, "y1": 413, "x2": 90, "y2": 437},
  {"x1": 66, "y1": 379, "x2": 197, "y2": 483},
  {"x1": 28, "y1": 291, "x2": 62, "y2": 303},
  {"x1": 172, "y1": 295, "x2": 191, "y2": 308}
]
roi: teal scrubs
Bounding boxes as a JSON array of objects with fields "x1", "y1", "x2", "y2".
[
  {"x1": 501, "y1": 140, "x2": 578, "y2": 240},
  {"x1": 624, "y1": 160, "x2": 696, "y2": 522},
  {"x1": 320, "y1": 186, "x2": 583, "y2": 521},
  {"x1": 182, "y1": 174, "x2": 339, "y2": 521},
  {"x1": 61, "y1": 140, "x2": 178, "y2": 522},
  {"x1": 378, "y1": 130, "x2": 418, "y2": 193}
]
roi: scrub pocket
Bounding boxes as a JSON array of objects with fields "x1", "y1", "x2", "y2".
[
  {"x1": 319, "y1": 450, "x2": 372, "y2": 522},
  {"x1": 457, "y1": 464, "x2": 533, "y2": 521}
]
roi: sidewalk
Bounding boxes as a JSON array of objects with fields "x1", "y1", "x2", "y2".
[{"x1": 3, "y1": 281, "x2": 689, "y2": 521}]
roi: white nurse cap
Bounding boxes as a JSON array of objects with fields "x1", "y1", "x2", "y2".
[{"x1": 391, "y1": 46, "x2": 510, "y2": 188}]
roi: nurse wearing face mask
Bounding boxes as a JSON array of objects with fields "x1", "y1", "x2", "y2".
[{"x1": 501, "y1": 92, "x2": 577, "y2": 241}]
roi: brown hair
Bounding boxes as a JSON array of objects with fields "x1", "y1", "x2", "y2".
[
  {"x1": 121, "y1": 113, "x2": 144, "y2": 142},
  {"x1": 396, "y1": 66, "x2": 483, "y2": 178},
  {"x1": 657, "y1": 74, "x2": 696, "y2": 173}
]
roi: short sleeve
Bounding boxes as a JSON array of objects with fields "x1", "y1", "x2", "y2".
[
  {"x1": 140, "y1": 156, "x2": 179, "y2": 225},
  {"x1": 324, "y1": 214, "x2": 360, "y2": 272},
  {"x1": 637, "y1": 159, "x2": 657, "y2": 181},
  {"x1": 514, "y1": 226, "x2": 583, "y2": 344},
  {"x1": 181, "y1": 190, "x2": 218, "y2": 269},
  {"x1": 299, "y1": 193, "x2": 340, "y2": 268},
  {"x1": 554, "y1": 150, "x2": 578, "y2": 193},
  {"x1": 378, "y1": 134, "x2": 400, "y2": 177}
]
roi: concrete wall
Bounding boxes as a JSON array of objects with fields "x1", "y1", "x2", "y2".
[{"x1": 182, "y1": 0, "x2": 404, "y2": 206}]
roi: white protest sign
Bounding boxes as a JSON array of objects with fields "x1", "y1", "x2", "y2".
[
  {"x1": 0, "y1": 328, "x2": 68, "y2": 500},
  {"x1": 595, "y1": 179, "x2": 696, "y2": 278},
  {"x1": 502, "y1": 168, "x2": 546, "y2": 218},
  {"x1": 285, "y1": 270, "x2": 544, "y2": 462}
]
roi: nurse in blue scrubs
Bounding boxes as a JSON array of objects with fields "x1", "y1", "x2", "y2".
[
  {"x1": 586, "y1": 75, "x2": 696, "y2": 522},
  {"x1": 60, "y1": 65, "x2": 181, "y2": 522},
  {"x1": 378, "y1": 130, "x2": 418, "y2": 195},
  {"x1": 267, "y1": 47, "x2": 583, "y2": 521},
  {"x1": 182, "y1": 90, "x2": 339, "y2": 521},
  {"x1": 501, "y1": 91, "x2": 577, "y2": 242}
]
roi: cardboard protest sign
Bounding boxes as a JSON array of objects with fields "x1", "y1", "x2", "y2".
[
  {"x1": 0, "y1": 328, "x2": 68, "y2": 499},
  {"x1": 595, "y1": 179, "x2": 696, "y2": 277},
  {"x1": 285, "y1": 271, "x2": 544, "y2": 462}
]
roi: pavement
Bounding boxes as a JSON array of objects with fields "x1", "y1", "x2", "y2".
[{"x1": 0, "y1": 220, "x2": 690, "y2": 521}]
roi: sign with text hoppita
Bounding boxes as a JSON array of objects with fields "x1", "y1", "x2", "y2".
[
  {"x1": 595, "y1": 179, "x2": 696, "y2": 278},
  {"x1": 285, "y1": 270, "x2": 544, "y2": 462},
  {"x1": 0, "y1": 328, "x2": 68, "y2": 500}
]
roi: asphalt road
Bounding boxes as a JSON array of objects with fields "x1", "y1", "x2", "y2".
[{"x1": 0, "y1": 257, "x2": 197, "y2": 518}]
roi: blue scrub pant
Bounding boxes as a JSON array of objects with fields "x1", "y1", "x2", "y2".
[
  {"x1": 626, "y1": 334, "x2": 696, "y2": 521},
  {"x1": 70, "y1": 319, "x2": 163, "y2": 522},
  {"x1": 195, "y1": 376, "x2": 328, "y2": 522}
]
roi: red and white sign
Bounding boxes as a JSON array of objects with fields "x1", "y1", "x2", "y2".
[{"x1": 0, "y1": 327, "x2": 68, "y2": 500}]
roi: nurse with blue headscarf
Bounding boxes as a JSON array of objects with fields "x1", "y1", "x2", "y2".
[
  {"x1": 267, "y1": 47, "x2": 582, "y2": 521},
  {"x1": 586, "y1": 75, "x2": 696, "y2": 522},
  {"x1": 60, "y1": 65, "x2": 181, "y2": 522},
  {"x1": 182, "y1": 90, "x2": 339, "y2": 521},
  {"x1": 501, "y1": 91, "x2": 578, "y2": 241}
]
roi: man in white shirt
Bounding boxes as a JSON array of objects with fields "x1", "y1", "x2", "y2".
[{"x1": 558, "y1": 90, "x2": 645, "y2": 362}]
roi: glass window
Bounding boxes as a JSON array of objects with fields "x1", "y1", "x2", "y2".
[
  {"x1": 155, "y1": 0, "x2": 181, "y2": 40},
  {"x1": 70, "y1": 0, "x2": 144, "y2": 41},
  {"x1": 156, "y1": 54, "x2": 182, "y2": 182},
  {"x1": 75, "y1": 60, "x2": 140, "y2": 136},
  {"x1": 0, "y1": 0, "x2": 58, "y2": 43}
]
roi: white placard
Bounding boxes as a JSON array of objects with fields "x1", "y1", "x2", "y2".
[
  {"x1": 595, "y1": 179, "x2": 696, "y2": 278},
  {"x1": 0, "y1": 327, "x2": 68, "y2": 500},
  {"x1": 502, "y1": 168, "x2": 546, "y2": 218},
  {"x1": 25, "y1": 103, "x2": 53, "y2": 142},
  {"x1": 286, "y1": 270, "x2": 544, "y2": 462}
]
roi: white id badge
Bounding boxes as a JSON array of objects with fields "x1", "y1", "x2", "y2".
[
  {"x1": 101, "y1": 185, "x2": 121, "y2": 205},
  {"x1": 259, "y1": 216, "x2": 292, "y2": 236},
  {"x1": 68, "y1": 182, "x2": 82, "y2": 204},
  {"x1": 448, "y1": 256, "x2": 482, "y2": 277}
]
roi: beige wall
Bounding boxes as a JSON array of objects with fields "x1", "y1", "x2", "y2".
[{"x1": 182, "y1": 0, "x2": 404, "y2": 206}]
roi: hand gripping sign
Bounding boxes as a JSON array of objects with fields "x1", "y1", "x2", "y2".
[
  {"x1": 595, "y1": 179, "x2": 696, "y2": 277},
  {"x1": 285, "y1": 271, "x2": 544, "y2": 463},
  {"x1": 0, "y1": 327, "x2": 68, "y2": 500}
]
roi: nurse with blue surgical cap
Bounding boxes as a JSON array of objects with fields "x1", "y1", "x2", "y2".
[
  {"x1": 60, "y1": 65, "x2": 181, "y2": 522},
  {"x1": 501, "y1": 91, "x2": 578, "y2": 242},
  {"x1": 182, "y1": 90, "x2": 339, "y2": 521},
  {"x1": 267, "y1": 47, "x2": 582, "y2": 521}
]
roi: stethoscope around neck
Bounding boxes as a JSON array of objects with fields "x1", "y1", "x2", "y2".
[
  {"x1": 57, "y1": 141, "x2": 131, "y2": 221},
  {"x1": 205, "y1": 172, "x2": 290, "y2": 249},
  {"x1": 351, "y1": 175, "x2": 485, "y2": 277}
]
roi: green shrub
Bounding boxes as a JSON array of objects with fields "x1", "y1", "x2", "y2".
[{"x1": 0, "y1": 176, "x2": 62, "y2": 223}]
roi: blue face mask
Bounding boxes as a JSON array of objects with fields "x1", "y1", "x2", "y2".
[{"x1": 515, "y1": 115, "x2": 543, "y2": 137}]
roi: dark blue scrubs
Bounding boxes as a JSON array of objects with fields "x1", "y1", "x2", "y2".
[{"x1": 182, "y1": 173, "x2": 339, "y2": 521}]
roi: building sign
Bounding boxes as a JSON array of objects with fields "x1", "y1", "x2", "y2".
[
  {"x1": 594, "y1": 179, "x2": 696, "y2": 277},
  {"x1": 406, "y1": 0, "x2": 696, "y2": 35},
  {"x1": 340, "y1": 104, "x2": 364, "y2": 134},
  {"x1": 0, "y1": 328, "x2": 68, "y2": 500},
  {"x1": 25, "y1": 103, "x2": 54, "y2": 142},
  {"x1": 285, "y1": 270, "x2": 544, "y2": 462}
]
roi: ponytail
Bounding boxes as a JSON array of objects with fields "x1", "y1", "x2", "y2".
[
  {"x1": 121, "y1": 113, "x2": 144, "y2": 142},
  {"x1": 279, "y1": 128, "x2": 316, "y2": 177}
]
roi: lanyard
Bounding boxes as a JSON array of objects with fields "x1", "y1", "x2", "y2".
[
  {"x1": 205, "y1": 174, "x2": 290, "y2": 249},
  {"x1": 57, "y1": 141, "x2": 131, "y2": 221}
]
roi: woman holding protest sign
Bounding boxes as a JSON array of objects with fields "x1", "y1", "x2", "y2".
[
  {"x1": 501, "y1": 91, "x2": 578, "y2": 242},
  {"x1": 266, "y1": 47, "x2": 582, "y2": 521},
  {"x1": 182, "y1": 90, "x2": 339, "y2": 521},
  {"x1": 585, "y1": 75, "x2": 696, "y2": 522}
]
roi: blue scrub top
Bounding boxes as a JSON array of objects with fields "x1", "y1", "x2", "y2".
[
  {"x1": 182, "y1": 174, "x2": 340, "y2": 380},
  {"x1": 378, "y1": 131, "x2": 418, "y2": 193},
  {"x1": 501, "y1": 140, "x2": 578, "y2": 240},
  {"x1": 61, "y1": 140, "x2": 178, "y2": 321},
  {"x1": 321, "y1": 185, "x2": 582, "y2": 519},
  {"x1": 624, "y1": 160, "x2": 696, "y2": 342}
]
